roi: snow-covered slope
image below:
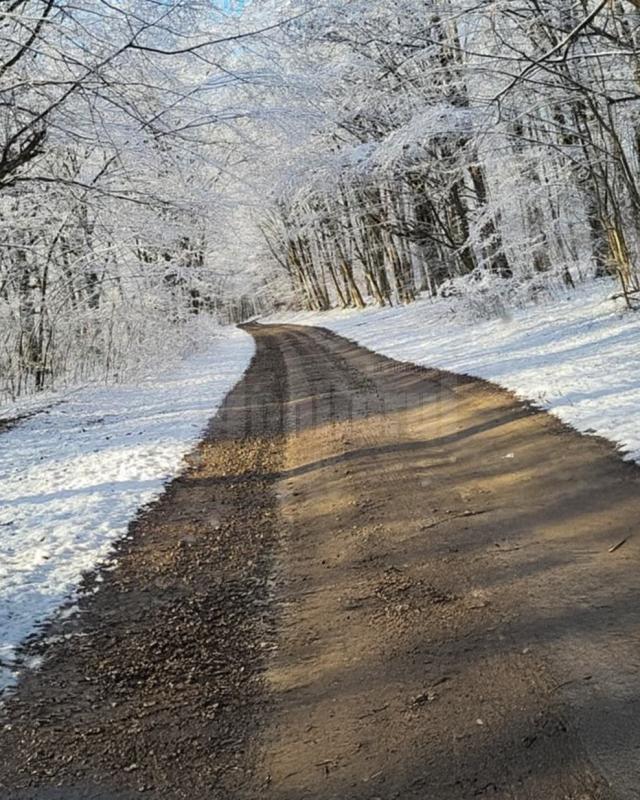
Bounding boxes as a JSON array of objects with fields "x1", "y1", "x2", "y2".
[
  {"x1": 0, "y1": 327, "x2": 255, "y2": 692},
  {"x1": 286, "y1": 279, "x2": 640, "y2": 463}
]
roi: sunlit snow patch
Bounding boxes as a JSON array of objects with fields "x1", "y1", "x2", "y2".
[{"x1": 0, "y1": 327, "x2": 255, "y2": 693}]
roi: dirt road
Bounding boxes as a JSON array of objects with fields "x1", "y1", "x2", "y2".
[{"x1": 3, "y1": 323, "x2": 640, "y2": 799}]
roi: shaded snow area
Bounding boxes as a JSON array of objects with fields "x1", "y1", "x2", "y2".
[
  {"x1": 0, "y1": 327, "x2": 255, "y2": 693},
  {"x1": 287, "y1": 279, "x2": 640, "y2": 463}
]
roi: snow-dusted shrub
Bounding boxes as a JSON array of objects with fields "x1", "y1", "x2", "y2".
[{"x1": 437, "y1": 263, "x2": 595, "y2": 323}]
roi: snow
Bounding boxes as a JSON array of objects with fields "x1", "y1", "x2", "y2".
[
  {"x1": 284, "y1": 279, "x2": 640, "y2": 463},
  {"x1": 0, "y1": 327, "x2": 255, "y2": 693},
  {"x1": 0, "y1": 390, "x2": 66, "y2": 427}
]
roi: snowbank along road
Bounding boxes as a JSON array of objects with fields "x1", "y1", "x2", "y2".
[
  {"x1": 0, "y1": 328, "x2": 254, "y2": 693},
  {"x1": 2, "y1": 323, "x2": 640, "y2": 799}
]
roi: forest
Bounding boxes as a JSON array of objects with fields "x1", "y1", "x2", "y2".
[
  {"x1": 3, "y1": 0, "x2": 640, "y2": 399},
  {"x1": 6, "y1": 4, "x2": 640, "y2": 795}
]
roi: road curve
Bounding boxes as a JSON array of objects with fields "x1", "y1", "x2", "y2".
[{"x1": 3, "y1": 323, "x2": 640, "y2": 799}]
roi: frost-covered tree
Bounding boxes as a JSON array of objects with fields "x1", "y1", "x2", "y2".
[
  {"x1": 6, "y1": 0, "x2": 640, "y2": 399},
  {"x1": 218, "y1": 0, "x2": 640, "y2": 313},
  {"x1": 0, "y1": 0, "x2": 273, "y2": 397}
]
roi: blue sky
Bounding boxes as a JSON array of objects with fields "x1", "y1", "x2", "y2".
[{"x1": 221, "y1": 0, "x2": 246, "y2": 12}]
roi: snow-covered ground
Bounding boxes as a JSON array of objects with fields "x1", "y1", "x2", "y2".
[
  {"x1": 285, "y1": 279, "x2": 640, "y2": 463},
  {"x1": 0, "y1": 327, "x2": 254, "y2": 693}
]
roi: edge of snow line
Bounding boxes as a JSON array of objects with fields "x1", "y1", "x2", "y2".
[
  {"x1": 0, "y1": 326, "x2": 255, "y2": 694},
  {"x1": 277, "y1": 278, "x2": 640, "y2": 465}
]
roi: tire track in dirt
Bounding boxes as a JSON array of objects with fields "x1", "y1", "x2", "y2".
[
  {"x1": 0, "y1": 330, "x2": 287, "y2": 800},
  {"x1": 243, "y1": 325, "x2": 615, "y2": 800}
]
